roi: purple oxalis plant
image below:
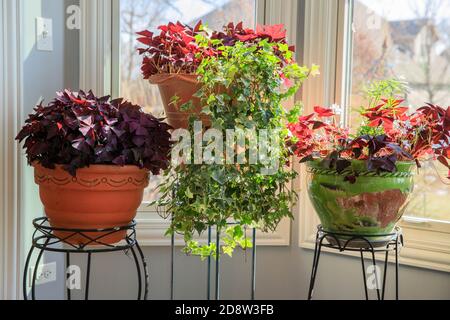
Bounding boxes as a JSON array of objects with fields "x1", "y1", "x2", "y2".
[{"x1": 16, "y1": 89, "x2": 172, "y2": 176}]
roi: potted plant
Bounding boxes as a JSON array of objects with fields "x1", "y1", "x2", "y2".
[
  {"x1": 288, "y1": 79, "x2": 450, "y2": 246},
  {"x1": 155, "y1": 23, "x2": 318, "y2": 258},
  {"x1": 16, "y1": 90, "x2": 172, "y2": 244},
  {"x1": 137, "y1": 21, "x2": 295, "y2": 129}
]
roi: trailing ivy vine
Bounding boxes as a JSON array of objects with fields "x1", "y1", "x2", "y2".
[{"x1": 156, "y1": 37, "x2": 317, "y2": 258}]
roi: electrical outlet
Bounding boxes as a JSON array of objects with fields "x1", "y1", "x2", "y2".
[
  {"x1": 29, "y1": 262, "x2": 57, "y2": 286},
  {"x1": 36, "y1": 17, "x2": 53, "y2": 51}
]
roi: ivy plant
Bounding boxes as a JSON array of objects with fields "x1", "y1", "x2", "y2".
[{"x1": 156, "y1": 37, "x2": 317, "y2": 258}]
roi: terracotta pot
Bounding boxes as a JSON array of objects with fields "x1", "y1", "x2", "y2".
[
  {"x1": 34, "y1": 163, "x2": 150, "y2": 245},
  {"x1": 150, "y1": 73, "x2": 211, "y2": 129}
]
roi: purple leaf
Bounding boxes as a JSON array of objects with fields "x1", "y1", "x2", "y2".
[
  {"x1": 133, "y1": 136, "x2": 146, "y2": 147},
  {"x1": 78, "y1": 114, "x2": 93, "y2": 126},
  {"x1": 111, "y1": 126, "x2": 125, "y2": 137},
  {"x1": 112, "y1": 155, "x2": 126, "y2": 166},
  {"x1": 79, "y1": 126, "x2": 93, "y2": 137},
  {"x1": 15, "y1": 89, "x2": 172, "y2": 176}
]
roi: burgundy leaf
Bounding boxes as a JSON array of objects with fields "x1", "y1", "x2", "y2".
[{"x1": 344, "y1": 175, "x2": 357, "y2": 184}]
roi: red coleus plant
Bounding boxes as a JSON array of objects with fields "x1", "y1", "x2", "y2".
[
  {"x1": 16, "y1": 90, "x2": 172, "y2": 176},
  {"x1": 137, "y1": 21, "x2": 215, "y2": 79},
  {"x1": 362, "y1": 100, "x2": 450, "y2": 167},
  {"x1": 137, "y1": 21, "x2": 294, "y2": 79},
  {"x1": 212, "y1": 22, "x2": 293, "y2": 47},
  {"x1": 288, "y1": 100, "x2": 450, "y2": 179},
  {"x1": 211, "y1": 22, "x2": 289, "y2": 44},
  {"x1": 211, "y1": 22, "x2": 294, "y2": 66},
  {"x1": 362, "y1": 99, "x2": 409, "y2": 131}
]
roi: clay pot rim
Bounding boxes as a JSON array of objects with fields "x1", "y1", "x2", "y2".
[
  {"x1": 33, "y1": 162, "x2": 149, "y2": 174},
  {"x1": 149, "y1": 73, "x2": 200, "y2": 85}
]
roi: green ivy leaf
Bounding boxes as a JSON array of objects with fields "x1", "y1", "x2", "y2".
[
  {"x1": 185, "y1": 187, "x2": 194, "y2": 199},
  {"x1": 180, "y1": 101, "x2": 194, "y2": 111}
]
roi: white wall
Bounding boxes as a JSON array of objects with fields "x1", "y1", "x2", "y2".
[{"x1": 21, "y1": 0, "x2": 79, "y2": 300}]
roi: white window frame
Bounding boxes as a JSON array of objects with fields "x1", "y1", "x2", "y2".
[
  {"x1": 0, "y1": 0, "x2": 23, "y2": 300},
  {"x1": 79, "y1": 0, "x2": 113, "y2": 94},
  {"x1": 81, "y1": 0, "x2": 301, "y2": 246},
  {"x1": 298, "y1": 0, "x2": 450, "y2": 273}
]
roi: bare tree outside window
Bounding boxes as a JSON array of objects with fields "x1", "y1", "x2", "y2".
[{"x1": 351, "y1": 0, "x2": 450, "y2": 221}]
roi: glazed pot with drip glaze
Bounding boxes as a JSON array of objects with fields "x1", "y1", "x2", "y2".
[{"x1": 307, "y1": 160, "x2": 414, "y2": 247}]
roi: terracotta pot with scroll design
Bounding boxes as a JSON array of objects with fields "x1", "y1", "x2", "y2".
[{"x1": 34, "y1": 163, "x2": 149, "y2": 245}]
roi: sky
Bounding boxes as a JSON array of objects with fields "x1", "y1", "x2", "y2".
[{"x1": 359, "y1": 0, "x2": 450, "y2": 21}]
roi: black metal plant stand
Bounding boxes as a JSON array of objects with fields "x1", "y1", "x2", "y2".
[
  {"x1": 308, "y1": 225, "x2": 403, "y2": 300},
  {"x1": 170, "y1": 223, "x2": 257, "y2": 300},
  {"x1": 23, "y1": 217, "x2": 149, "y2": 300}
]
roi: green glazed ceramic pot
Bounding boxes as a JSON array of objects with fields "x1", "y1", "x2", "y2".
[{"x1": 307, "y1": 160, "x2": 415, "y2": 246}]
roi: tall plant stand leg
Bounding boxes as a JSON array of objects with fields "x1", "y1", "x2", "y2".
[
  {"x1": 170, "y1": 227, "x2": 175, "y2": 300},
  {"x1": 207, "y1": 226, "x2": 212, "y2": 300},
  {"x1": 251, "y1": 228, "x2": 257, "y2": 300},
  {"x1": 171, "y1": 225, "x2": 258, "y2": 300}
]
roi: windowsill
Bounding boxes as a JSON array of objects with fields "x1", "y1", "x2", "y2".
[
  {"x1": 299, "y1": 216, "x2": 450, "y2": 273},
  {"x1": 135, "y1": 210, "x2": 292, "y2": 247}
]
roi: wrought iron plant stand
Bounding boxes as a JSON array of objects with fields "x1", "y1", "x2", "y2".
[
  {"x1": 23, "y1": 217, "x2": 149, "y2": 300},
  {"x1": 308, "y1": 225, "x2": 403, "y2": 300}
]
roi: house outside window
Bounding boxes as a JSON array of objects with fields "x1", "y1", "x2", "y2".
[{"x1": 350, "y1": 0, "x2": 450, "y2": 222}]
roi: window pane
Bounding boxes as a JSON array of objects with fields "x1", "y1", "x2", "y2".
[
  {"x1": 119, "y1": 0, "x2": 256, "y2": 202},
  {"x1": 350, "y1": 0, "x2": 450, "y2": 221}
]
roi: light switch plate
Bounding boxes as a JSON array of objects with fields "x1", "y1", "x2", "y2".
[{"x1": 36, "y1": 17, "x2": 53, "y2": 51}]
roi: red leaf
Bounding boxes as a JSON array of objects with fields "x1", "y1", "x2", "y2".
[
  {"x1": 181, "y1": 34, "x2": 195, "y2": 45},
  {"x1": 314, "y1": 106, "x2": 334, "y2": 117},
  {"x1": 236, "y1": 34, "x2": 258, "y2": 42},
  {"x1": 437, "y1": 155, "x2": 450, "y2": 168},
  {"x1": 194, "y1": 20, "x2": 203, "y2": 32},
  {"x1": 137, "y1": 37, "x2": 152, "y2": 46},
  {"x1": 444, "y1": 106, "x2": 450, "y2": 130},
  {"x1": 299, "y1": 114, "x2": 315, "y2": 122},
  {"x1": 158, "y1": 25, "x2": 168, "y2": 32},
  {"x1": 445, "y1": 147, "x2": 450, "y2": 158},
  {"x1": 313, "y1": 121, "x2": 327, "y2": 129},
  {"x1": 68, "y1": 95, "x2": 87, "y2": 105},
  {"x1": 368, "y1": 118, "x2": 382, "y2": 127},
  {"x1": 256, "y1": 24, "x2": 286, "y2": 40},
  {"x1": 168, "y1": 22, "x2": 185, "y2": 33},
  {"x1": 391, "y1": 107, "x2": 409, "y2": 117},
  {"x1": 136, "y1": 30, "x2": 153, "y2": 38}
]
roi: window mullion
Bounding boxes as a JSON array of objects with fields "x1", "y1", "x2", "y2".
[{"x1": 335, "y1": 0, "x2": 354, "y2": 127}]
